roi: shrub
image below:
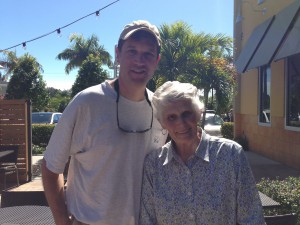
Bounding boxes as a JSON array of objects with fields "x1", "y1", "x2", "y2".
[
  {"x1": 32, "y1": 144, "x2": 46, "y2": 155},
  {"x1": 221, "y1": 122, "x2": 234, "y2": 139},
  {"x1": 234, "y1": 135, "x2": 249, "y2": 151},
  {"x1": 257, "y1": 177, "x2": 300, "y2": 224},
  {"x1": 32, "y1": 124, "x2": 55, "y2": 146}
]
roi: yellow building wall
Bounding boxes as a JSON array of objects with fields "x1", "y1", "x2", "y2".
[
  {"x1": 270, "y1": 60, "x2": 285, "y2": 117},
  {"x1": 240, "y1": 69, "x2": 258, "y2": 115},
  {"x1": 234, "y1": 0, "x2": 300, "y2": 169}
]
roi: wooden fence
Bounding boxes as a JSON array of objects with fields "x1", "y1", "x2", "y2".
[{"x1": 0, "y1": 99, "x2": 32, "y2": 184}]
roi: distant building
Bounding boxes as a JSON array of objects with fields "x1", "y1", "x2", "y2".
[
  {"x1": 0, "y1": 82, "x2": 7, "y2": 99},
  {"x1": 0, "y1": 61, "x2": 7, "y2": 99},
  {"x1": 234, "y1": 0, "x2": 300, "y2": 169}
]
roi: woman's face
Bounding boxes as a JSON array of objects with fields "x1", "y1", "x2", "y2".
[{"x1": 160, "y1": 100, "x2": 199, "y2": 145}]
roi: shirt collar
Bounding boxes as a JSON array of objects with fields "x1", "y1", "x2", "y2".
[
  {"x1": 161, "y1": 129, "x2": 210, "y2": 165},
  {"x1": 160, "y1": 141, "x2": 175, "y2": 166},
  {"x1": 195, "y1": 129, "x2": 210, "y2": 162}
]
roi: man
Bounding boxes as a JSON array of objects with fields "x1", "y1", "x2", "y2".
[{"x1": 42, "y1": 20, "x2": 167, "y2": 225}]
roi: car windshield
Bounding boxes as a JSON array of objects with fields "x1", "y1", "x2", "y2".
[
  {"x1": 204, "y1": 114, "x2": 224, "y2": 125},
  {"x1": 32, "y1": 113, "x2": 52, "y2": 124}
]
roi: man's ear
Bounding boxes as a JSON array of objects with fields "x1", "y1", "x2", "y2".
[
  {"x1": 156, "y1": 54, "x2": 161, "y2": 64},
  {"x1": 116, "y1": 46, "x2": 120, "y2": 64}
]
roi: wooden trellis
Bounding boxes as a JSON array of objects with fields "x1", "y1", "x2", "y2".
[{"x1": 0, "y1": 99, "x2": 32, "y2": 184}]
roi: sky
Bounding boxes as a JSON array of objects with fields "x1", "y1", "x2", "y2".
[{"x1": 0, "y1": 0, "x2": 233, "y2": 90}]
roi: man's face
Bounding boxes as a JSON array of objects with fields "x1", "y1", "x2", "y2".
[{"x1": 117, "y1": 36, "x2": 160, "y2": 86}]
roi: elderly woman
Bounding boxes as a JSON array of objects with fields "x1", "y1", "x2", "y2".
[{"x1": 139, "y1": 81, "x2": 266, "y2": 225}]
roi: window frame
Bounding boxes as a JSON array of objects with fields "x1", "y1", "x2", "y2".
[
  {"x1": 285, "y1": 54, "x2": 300, "y2": 132},
  {"x1": 258, "y1": 65, "x2": 271, "y2": 126}
]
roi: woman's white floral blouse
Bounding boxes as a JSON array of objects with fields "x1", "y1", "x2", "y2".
[{"x1": 139, "y1": 131, "x2": 266, "y2": 225}]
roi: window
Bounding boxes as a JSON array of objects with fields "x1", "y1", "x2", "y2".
[
  {"x1": 259, "y1": 65, "x2": 271, "y2": 123},
  {"x1": 286, "y1": 53, "x2": 300, "y2": 128}
]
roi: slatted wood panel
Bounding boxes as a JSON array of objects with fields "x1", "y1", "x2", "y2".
[{"x1": 0, "y1": 99, "x2": 31, "y2": 183}]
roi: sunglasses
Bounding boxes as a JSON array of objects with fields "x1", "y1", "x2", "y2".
[{"x1": 114, "y1": 79, "x2": 153, "y2": 133}]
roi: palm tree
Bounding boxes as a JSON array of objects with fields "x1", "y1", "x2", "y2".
[
  {"x1": 153, "y1": 21, "x2": 214, "y2": 90},
  {"x1": 1, "y1": 50, "x2": 44, "y2": 81},
  {"x1": 5, "y1": 53, "x2": 49, "y2": 111},
  {"x1": 57, "y1": 34, "x2": 112, "y2": 74},
  {"x1": 155, "y1": 21, "x2": 200, "y2": 83},
  {"x1": 189, "y1": 34, "x2": 235, "y2": 128},
  {"x1": 155, "y1": 22, "x2": 235, "y2": 128}
]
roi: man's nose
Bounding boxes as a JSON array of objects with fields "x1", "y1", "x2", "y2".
[{"x1": 133, "y1": 54, "x2": 146, "y2": 64}]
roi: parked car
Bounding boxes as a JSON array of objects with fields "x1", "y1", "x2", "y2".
[
  {"x1": 201, "y1": 112, "x2": 224, "y2": 137},
  {"x1": 32, "y1": 112, "x2": 62, "y2": 124}
]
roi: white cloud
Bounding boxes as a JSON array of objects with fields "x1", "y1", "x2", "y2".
[{"x1": 46, "y1": 81, "x2": 73, "y2": 90}]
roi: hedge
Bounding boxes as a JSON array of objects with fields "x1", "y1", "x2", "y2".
[
  {"x1": 221, "y1": 122, "x2": 234, "y2": 139},
  {"x1": 257, "y1": 177, "x2": 300, "y2": 224},
  {"x1": 221, "y1": 122, "x2": 249, "y2": 150},
  {"x1": 32, "y1": 124, "x2": 55, "y2": 147}
]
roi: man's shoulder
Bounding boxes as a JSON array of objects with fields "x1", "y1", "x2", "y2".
[
  {"x1": 145, "y1": 142, "x2": 171, "y2": 164},
  {"x1": 146, "y1": 88, "x2": 154, "y2": 99},
  {"x1": 73, "y1": 81, "x2": 114, "y2": 102}
]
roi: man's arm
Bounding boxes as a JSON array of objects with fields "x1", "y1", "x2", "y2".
[{"x1": 41, "y1": 158, "x2": 72, "y2": 225}]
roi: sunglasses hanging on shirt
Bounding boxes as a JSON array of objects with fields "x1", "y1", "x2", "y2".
[{"x1": 114, "y1": 79, "x2": 153, "y2": 133}]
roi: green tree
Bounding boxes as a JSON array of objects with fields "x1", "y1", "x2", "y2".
[
  {"x1": 57, "y1": 34, "x2": 112, "y2": 74},
  {"x1": 154, "y1": 21, "x2": 236, "y2": 128},
  {"x1": 153, "y1": 21, "x2": 216, "y2": 89},
  {"x1": 152, "y1": 21, "x2": 202, "y2": 88},
  {"x1": 188, "y1": 35, "x2": 235, "y2": 127},
  {"x1": 46, "y1": 87, "x2": 71, "y2": 112},
  {"x1": 71, "y1": 54, "x2": 108, "y2": 97},
  {"x1": 1, "y1": 50, "x2": 43, "y2": 81},
  {"x1": 5, "y1": 53, "x2": 49, "y2": 111}
]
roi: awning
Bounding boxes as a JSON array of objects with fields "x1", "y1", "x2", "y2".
[
  {"x1": 247, "y1": 0, "x2": 300, "y2": 70},
  {"x1": 246, "y1": 0, "x2": 300, "y2": 71},
  {"x1": 234, "y1": 16, "x2": 274, "y2": 73},
  {"x1": 235, "y1": 0, "x2": 300, "y2": 73},
  {"x1": 275, "y1": 13, "x2": 300, "y2": 61}
]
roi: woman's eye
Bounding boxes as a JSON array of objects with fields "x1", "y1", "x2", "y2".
[
  {"x1": 182, "y1": 111, "x2": 192, "y2": 118},
  {"x1": 168, "y1": 115, "x2": 176, "y2": 121}
]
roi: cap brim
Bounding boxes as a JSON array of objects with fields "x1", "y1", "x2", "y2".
[{"x1": 121, "y1": 28, "x2": 161, "y2": 46}]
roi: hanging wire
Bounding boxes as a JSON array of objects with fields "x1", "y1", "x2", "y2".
[{"x1": 0, "y1": 0, "x2": 120, "y2": 52}]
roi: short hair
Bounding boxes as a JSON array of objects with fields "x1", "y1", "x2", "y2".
[
  {"x1": 117, "y1": 30, "x2": 161, "y2": 57},
  {"x1": 152, "y1": 81, "x2": 204, "y2": 122}
]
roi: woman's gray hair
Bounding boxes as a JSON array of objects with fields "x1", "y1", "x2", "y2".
[{"x1": 152, "y1": 81, "x2": 205, "y2": 121}]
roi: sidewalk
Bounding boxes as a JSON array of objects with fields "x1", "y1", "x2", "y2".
[
  {"x1": 31, "y1": 155, "x2": 43, "y2": 180},
  {"x1": 245, "y1": 151, "x2": 300, "y2": 182},
  {"x1": 1, "y1": 152, "x2": 300, "y2": 206},
  {"x1": 8, "y1": 152, "x2": 300, "y2": 182}
]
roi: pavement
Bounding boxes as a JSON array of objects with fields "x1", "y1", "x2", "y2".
[
  {"x1": 6, "y1": 152, "x2": 300, "y2": 182},
  {"x1": 0, "y1": 152, "x2": 300, "y2": 206},
  {"x1": 245, "y1": 151, "x2": 300, "y2": 182}
]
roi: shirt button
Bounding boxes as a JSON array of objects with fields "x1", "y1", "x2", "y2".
[
  {"x1": 188, "y1": 191, "x2": 192, "y2": 196},
  {"x1": 186, "y1": 170, "x2": 191, "y2": 175},
  {"x1": 189, "y1": 213, "x2": 194, "y2": 219}
]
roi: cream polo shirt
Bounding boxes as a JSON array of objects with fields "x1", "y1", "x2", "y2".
[{"x1": 44, "y1": 81, "x2": 167, "y2": 225}]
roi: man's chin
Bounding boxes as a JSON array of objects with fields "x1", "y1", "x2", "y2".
[{"x1": 130, "y1": 74, "x2": 151, "y2": 84}]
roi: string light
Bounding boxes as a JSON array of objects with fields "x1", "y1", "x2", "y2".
[
  {"x1": 0, "y1": 0, "x2": 120, "y2": 52},
  {"x1": 56, "y1": 28, "x2": 61, "y2": 36}
]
